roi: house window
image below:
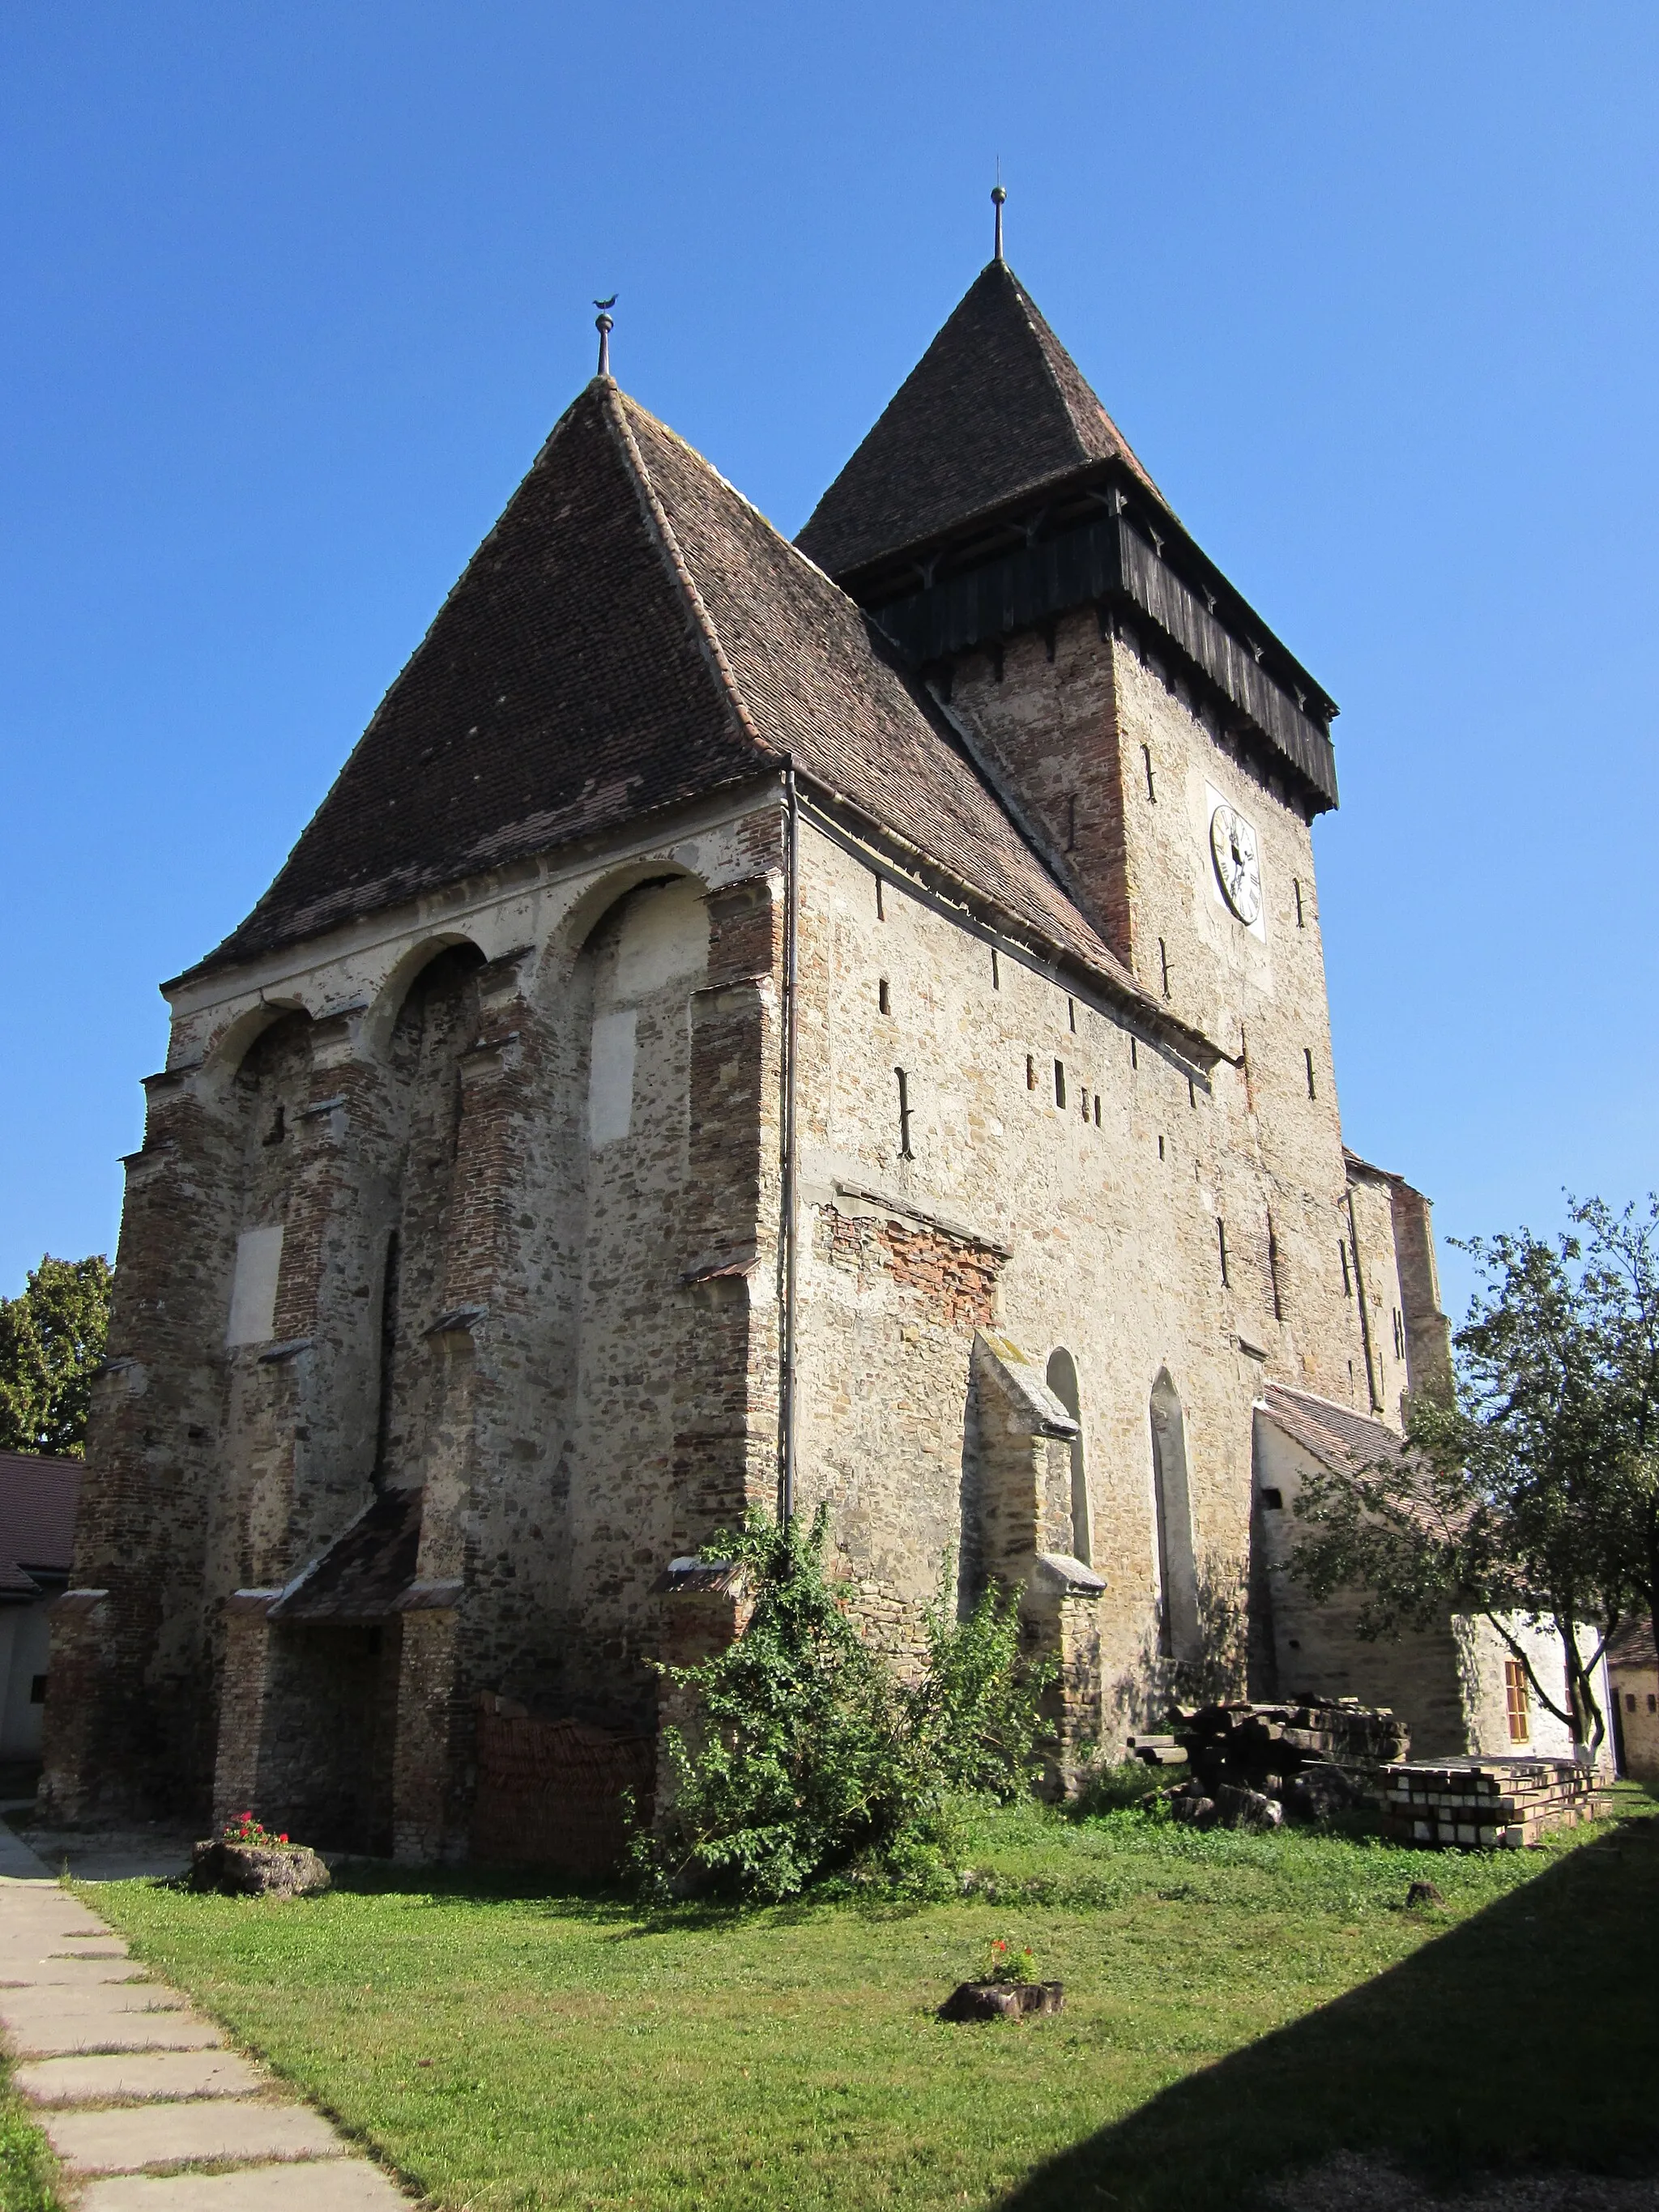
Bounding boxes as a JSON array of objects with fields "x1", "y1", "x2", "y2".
[
  {"x1": 28, "y1": 1676, "x2": 45, "y2": 1705},
  {"x1": 1629, "y1": 1694, "x2": 1639, "y2": 1713},
  {"x1": 1503, "y1": 1660, "x2": 1531, "y2": 1744},
  {"x1": 1259, "y1": 1487, "x2": 1283, "y2": 1511}
]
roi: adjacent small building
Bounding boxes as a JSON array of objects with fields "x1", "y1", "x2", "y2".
[
  {"x1": 1609, "y1": 1620, "x2": 1659, "y2": 1784},
  {"x1": 1254, "y1": 1384, "x2": 1613, "y2": 1770},
  {"x1": 0, "y1": 1452, "x2": 81, "y2": 1773}
]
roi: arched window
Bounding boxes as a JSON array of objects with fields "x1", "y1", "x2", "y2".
[
  {"x1": 1149, "y1": 1369, "x2": 1201, "y2": 1660},
  {"x1": 1045, "y1": 1349, "x2": 1090, "y2": 1566}
]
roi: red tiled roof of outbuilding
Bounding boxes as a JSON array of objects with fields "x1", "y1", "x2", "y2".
[{"x1": 0, "y1": 1452, "x2": 81, "y2": 1596}]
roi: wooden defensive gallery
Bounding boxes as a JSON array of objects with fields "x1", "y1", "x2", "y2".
[{"x1": 47, "y1": 226, "x2": 1476, "y2": 1860}]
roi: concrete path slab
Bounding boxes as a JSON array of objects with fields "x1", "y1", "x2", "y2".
[
  {"x1": 46, "y1": 2098, "x2": 346, "y2": 2174},
  {"x1": 0, "y1": 1964, "x2": 150, "y2": 1999},
  {"x1": 0, "y1": 1937, "x2": 132, "y2": 1958},
  {"x1": 0, "y1": 1848, "x2": 409, "y2": 2203},
  {"x1": 15, "y1": 2048, "x2": 267, "y2": 2103},
  {"x1": 4, "y1": 2009, "x2": 223, "y2": 2057},
  {"x1": 77, "y1": 2160, "x2": 407, "y2": 2208},
  {"x1": 0, "y1": 1985, "x2": 186, "y2": 2018}
]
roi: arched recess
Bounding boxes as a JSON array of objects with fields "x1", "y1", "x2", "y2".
[
  {"x1": 363, "y1": 932, "x2": 490, "y2": 1063},
  {"x1": 198, "y1": 997, "x2": 314, "y2": 1100},
  {"x1": 1149, "y1": 1368, "x2": 1201, "y2": 1662},
  {"x1": 1045, "y1": 1349, "x2": 1090, "y2": 1566},
  {"x1": 222, "y1": 1008, "x2": 317, "y2": 1347},
  {"x1": 576, "y1": 876, "x2": 710, "y2": 1152},
  {"x1": 538, "y1": 861, "x2": 704, "y2": 1000}
]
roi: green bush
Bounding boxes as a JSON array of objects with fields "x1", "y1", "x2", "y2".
[{"x1": 638, "y1": 1509, "x2": 1051, "y2": 1902}]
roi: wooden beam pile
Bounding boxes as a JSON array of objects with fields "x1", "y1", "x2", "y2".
[
  {"x1": 1143, "y1": 1698, "x2": 1410, "y2": 1827},
  {"x1": 1379, "y1": 1758, "x2": 1598, "y2": 1850},
  {"x1": 1173, "y1": 1698, "x2": 1410, "y2": 1801}
]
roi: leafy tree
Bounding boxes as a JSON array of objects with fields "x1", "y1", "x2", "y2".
[
  {"x1": 1287, "y1": 1202, "x2": 1659, "y2": 1758},
  {"x1": 0, "y1": 1255, "x2": 113, "y2": 1458},
  {"x1": 638, "y1": 1507, "x2": 1051, "y2": 1902}
]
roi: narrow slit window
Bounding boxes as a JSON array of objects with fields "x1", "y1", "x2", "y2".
[
  {"x1": 1267, "y1": 1215, "x2": 1283, "y2": 1321},
  {"x1": 1503, "y1": 1660, "x2": 1531, "y2": 1745},
  {"x1": 1079, "y1": 1086, "x2": 1089, "y2": 1119},
  {"x1": 1304, "y1": 1047, "x2": 1317, "y2": 1100},
  {"x1": 895, "y1": 1068, "x2": 914, "y2": 1158},
  {"x1": 1026, "y1": 1054, "x2": 1037, "y2": 1091},
  {"x1": 1066, "y1": 795, "x2": 1077, "y2": 850},
  {"x1": 875, "y1": 875, "x2": 885, "y2": 921},
  {"x1": 1094, "y1": 1096, "x2": 1102, "y2": 1127},
  {"x1": 1188, "y1": 1077, "x2": 1197, "y2": 1110},
  {"x1": 877, "y1": 978, "x2": 891, "y2": 1016},
  {"x1": 1158, "y1": 939, "x2": 1171, "y2": 997},
  {"x1": 1142, "y1": 744, "x2": 1157, "y2": 803},
  {"x1": 1293, "y1": 878, "x2": 1305, "y2": 927},
  {"x1": 1068, "y1": 997, "x2": 1077, "y2": 1033},
  {"x1": 1217, "y1": 1217, "x2": 1230, "y2": 1288},
  {"x1": 1340, "y1": 1239, "x2": 1352, "y2": 1296},
  {"x1": 991, "y1": 947, "x2": 1000, "y2": 990},
  {"x1": 1158, "y1": 1133, "x2": 1165, "y2": 1159},
  {"x1": 1393, "y1": 1308, "x2": 1405, "y2": 1360},
  {"x1": 1130, "y1": 1037, "x2": 1138, "y2": 1070},
  {"x1": 1053, "y1": 1060, "x2": 1067, "y2": 1109}
]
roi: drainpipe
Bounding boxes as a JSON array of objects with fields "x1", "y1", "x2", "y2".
[{"x1": 778, "y1": 765, "x2": 801, "y2": 1524}]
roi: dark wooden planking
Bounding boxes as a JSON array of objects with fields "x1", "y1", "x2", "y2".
[{"x1": 874, "y1": 514, "x2": 1338, "y2": 812}]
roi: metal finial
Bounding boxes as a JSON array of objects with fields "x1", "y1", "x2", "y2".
[
  {"x1": 594, "y1": 296, "x2": 617, "y2": 377},
  {"x1": 992, "y1": 182, "x2": 1007, "y2": 262}
]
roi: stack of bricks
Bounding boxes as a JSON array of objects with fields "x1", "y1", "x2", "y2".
[{"x1": 1379, "y1": 1758, "x2": 1598, "y2": 1849}]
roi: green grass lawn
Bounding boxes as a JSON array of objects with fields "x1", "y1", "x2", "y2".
[{"x1": 87, "y1": 1792, "x2": 1659, "y2": 2212}]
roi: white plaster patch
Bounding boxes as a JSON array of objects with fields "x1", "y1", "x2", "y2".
[
  {"x1": 225, "y1": 1226, "x2": 284, "y2": 1347},
  {"x1": 613, "y1": 877, "x2": 708, "y2": 1002},
  {"x1": 587, "y1": 1010, "x2": 638, "y2": 1148}
]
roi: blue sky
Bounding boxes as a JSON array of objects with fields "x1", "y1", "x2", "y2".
[{"x1": 3, "y1": 2, "x2": 1656, "y2": 1323}]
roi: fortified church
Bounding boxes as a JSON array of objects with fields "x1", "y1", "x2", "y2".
[{"x1": 44, "y1": 215, "x2": 1462, "y2": 1859}]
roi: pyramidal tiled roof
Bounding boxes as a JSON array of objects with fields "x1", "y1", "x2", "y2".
[
  {"x1": 194, "y1": 381, "x2": 1137, "y2": 996},
  {"x1": 796, "y1": 259, "x2": 1164, "y2": 582}
]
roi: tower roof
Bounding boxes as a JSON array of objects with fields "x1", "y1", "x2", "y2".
[
  {"x1": 796, "y1": 259, "x2": 1164, "y2": 584},
  {"x1": 191, "y1": 379, "x2": 1144, "y2": 1004}
]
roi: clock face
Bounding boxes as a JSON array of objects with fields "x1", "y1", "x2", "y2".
[{"x1": 1209, "y1": 803, "x2": 1263, "y2": 926}]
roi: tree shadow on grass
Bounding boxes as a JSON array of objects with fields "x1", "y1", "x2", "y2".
[
  {"x1": 999, "y1": 1815, "x2": 1659, "y2": 2212},
  {"x1": 318, "y1": 1856, "x2": 825, "y2": 1937}
]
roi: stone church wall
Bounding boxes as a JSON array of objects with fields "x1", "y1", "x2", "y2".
[
  {"x1": 43, "y1": 788, "x2": 790, "y2": 1842},
  {"x1": 790, "y1": 803, "x2": 1364, "y2": 1737}
]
